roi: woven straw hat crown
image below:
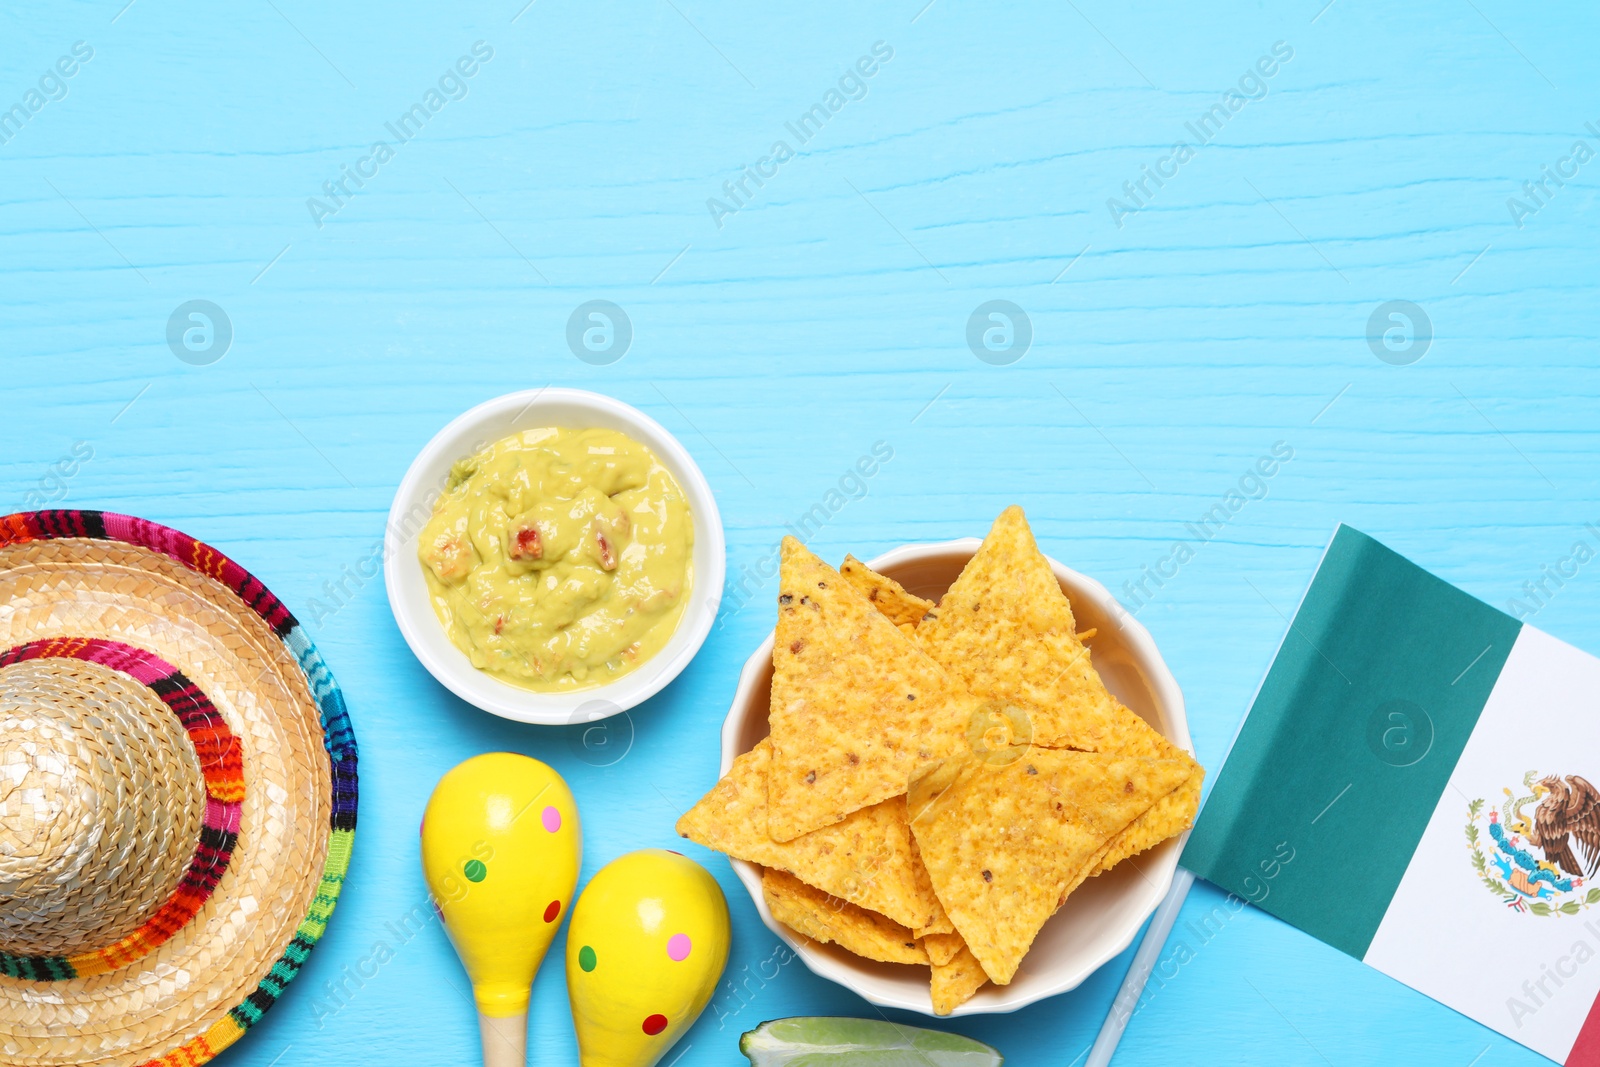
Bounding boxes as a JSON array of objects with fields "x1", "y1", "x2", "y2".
[{"x1": 1, "y1": 656, "x2": 208, "y2": 958}]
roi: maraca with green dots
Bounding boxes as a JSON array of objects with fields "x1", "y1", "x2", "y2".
[
  {"x1": 422, "y1": 753, "x2": 581, "y2": 1067},
  {"x1": 566, "y1": 849, "x2": 730, "y2": 1067}
]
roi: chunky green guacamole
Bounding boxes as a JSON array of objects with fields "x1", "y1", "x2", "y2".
[{"x1": 418, "y1": 427, "x2": 693, "y2": 691}]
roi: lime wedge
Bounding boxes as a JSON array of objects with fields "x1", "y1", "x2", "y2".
[{"x1": 739, "y1": 1017, "x2": 1003, "y2": 1066}]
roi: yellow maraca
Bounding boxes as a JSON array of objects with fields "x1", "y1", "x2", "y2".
[
  {"x1": 422, "y1": 753, "x2": 581, "y2": 1067},
  {"x1": 567, "y1": 849, "x2": 730, "y2": 1067}
]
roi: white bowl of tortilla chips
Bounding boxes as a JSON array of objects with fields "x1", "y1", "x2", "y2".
[{"x1": 675, "y1": 507, "x2": 1202, "y2": 1017}]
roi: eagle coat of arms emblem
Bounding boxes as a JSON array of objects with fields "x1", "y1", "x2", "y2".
[{"x1": 1467, "y1": 771, "x2": 1600, "y2": 916}]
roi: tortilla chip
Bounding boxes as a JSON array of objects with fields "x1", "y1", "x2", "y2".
[
  {"x1": 908, "y1": 833, "x2": 954, "y2": 937},
  {"x1": 762, "y1": 868, "x2": 927, "y2": 965},
  {"x1": 912, "y1": 506, "x2": 1202, "y2": 869},
  {"x1": 913, "y1": 507, "x2": 1152, "y2": 754},
  {"x1": 840, "y1": 554, "x2": 935, "y2": 629},
  {"x1": 922, "y1": 931, "x2": 964, "y2": 968},
  {"x1": 766, "y1": 538, "x2": 968, "y2": 841},
  {"x1": 1094, "y1": 764, "x2": 1204, "y2": 874},
  {"x1": 930, "y1": 942, "x2": 988, "y2": 1015},
  {"x1": 907, "y1": 748, "x2": 1195, "y2": 986},
  {"x1": 675, "y1": 739, "x2": 944, "y2": 931}
]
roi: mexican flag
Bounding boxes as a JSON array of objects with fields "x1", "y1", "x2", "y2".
[{"x1": 1184, "y1": 525, "x2": 1600, "y2": 1065}]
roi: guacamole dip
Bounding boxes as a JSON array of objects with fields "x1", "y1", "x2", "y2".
[{"x1": 418, "y1": 427, "x2": 693, "y2": 691}]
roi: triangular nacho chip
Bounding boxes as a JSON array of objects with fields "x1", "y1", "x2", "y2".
[
  {"x1": 912, "y1": 506, "x2": 1202, "y2": 866},
  {"x1": 766, "y1": 538, "x2": 968, "y2": 841},
  {"x1": 762, "y1": 868, "x2": 927, "y2": 965},
  {"x1": 1093, "y1": 764, "x2": 1204, "y2": 874},
  {"x1": 916, "y1": 506, "x2": 1175, "y2": 757},
  {"x1": 840, "y1": 554, "x2": 935, "y2": 630},
  {"x1": 908, "y1": 749, "x2": 1194, "y2": 986},
  {"x1": 930, "y1": 941, "x2": 988, "y2": 1015},
  {"x1": 837, "y1": 526, "x2": 1204, "y2": 878},
  {"x1": 675, "y1": 739, "x2": 943, "y2": 930}
]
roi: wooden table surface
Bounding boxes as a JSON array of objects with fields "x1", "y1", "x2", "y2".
[{"x1": 5, "y1": 1, "x2": 1597, "y2": 1063}]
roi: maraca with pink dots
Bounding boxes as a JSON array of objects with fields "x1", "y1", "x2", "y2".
[
  {"x1": 566, "y1": 849, "x2": 730, "y2": 1067},
  {"x1": 421, "y1": 753, "x2": 581, "y2": 1067}
]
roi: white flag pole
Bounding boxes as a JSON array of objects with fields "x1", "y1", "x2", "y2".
[{"x1": 1084, "y1": 867, "x2": 1193, "y2": 1067}]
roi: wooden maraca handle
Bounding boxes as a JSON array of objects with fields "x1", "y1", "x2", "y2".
[{"x1": 478, "y1": 1012, "x2": 527, "y2": 1067}]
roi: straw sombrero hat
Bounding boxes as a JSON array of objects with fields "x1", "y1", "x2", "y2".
[{"x1": 0, "y1": 511, "x2": 358, "y2": 1067}]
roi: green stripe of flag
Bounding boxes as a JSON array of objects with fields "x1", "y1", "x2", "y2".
[{"x1": 1183, "y1": 525, "x2": 1522, "y2": 958}]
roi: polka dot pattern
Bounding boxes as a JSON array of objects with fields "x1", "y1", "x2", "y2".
[
  {"x1": 642, "y1": 1013, "x2": 668, "y2": 1036},
  {"x1": 667, "y1": 933, "x2": 692, "y2": 961},
  {"x1": 541, "y1": 806, "x2": 561, "y2": 833},
  {"x1": 463, "y1": 859, "x2": 487, "y2": 883},
  {"x1": 544, "y1": 899, "x2": 562, "y2": 923},
  {"x1": 578, "y1": 945, "x2": 596, "y2": 972}
]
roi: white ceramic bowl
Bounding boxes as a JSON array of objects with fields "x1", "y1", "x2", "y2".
[
  {"x1": 384, "y1": 388, "x2": 725, "y2": 725},
  {"x1": 721, "y1": 538, "x2": 1192, "y2": 1016}
]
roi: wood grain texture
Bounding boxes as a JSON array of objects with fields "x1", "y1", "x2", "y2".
[{"x1": 3, "y1": 0, "x2": 1597, "y2": 1063}]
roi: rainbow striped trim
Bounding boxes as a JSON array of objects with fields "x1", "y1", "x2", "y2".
[
  {"x1": 0, "y1": 511, "x2": 358, "y2": 1067},
  {"x1": 0, "y1": 638, "x2": 244, "y2": 981}
]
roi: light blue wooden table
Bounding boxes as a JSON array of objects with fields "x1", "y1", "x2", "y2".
[{"x1": 6, "y1": 1, "x2": 1597, "y2": 1063}]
